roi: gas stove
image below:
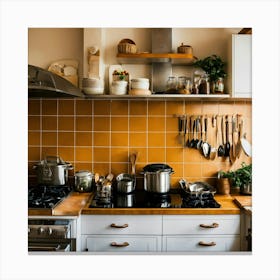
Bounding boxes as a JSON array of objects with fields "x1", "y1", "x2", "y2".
[
  {"x1": 89, "y1": 189, "x2": 220, "y2": 209},
  {"x1": 28, "y1": 185, "x2": 72, "y2": 209}
]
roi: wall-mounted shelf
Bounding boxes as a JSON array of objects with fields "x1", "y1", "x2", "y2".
[
  {"x1": 82, "y1": 94, "x2": 251, "y2": 102},
  {"x1": 116, "y1": 53, "x2": 197, "y2": 65}
]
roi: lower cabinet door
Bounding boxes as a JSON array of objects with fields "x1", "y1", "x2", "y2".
[
  {"x1": 83, "y1": 235, "x2": 161, "y2": 252},
  {"x1": 162, "y1": 235, "x2": 240, "y2": 252}
]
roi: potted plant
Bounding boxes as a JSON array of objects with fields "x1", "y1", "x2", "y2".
[
  {"x1": 194, "y1": 54, "x2": 227, "y2": 94},
  {"x1": 218, "y1": 163, "x2": 252, "y2": 195}
]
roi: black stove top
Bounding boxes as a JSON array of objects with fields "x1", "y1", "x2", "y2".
[
  {"x1": 28, "y1": 185, "x2": 72, "y2": 209},
  {"x1": 89, "y1": 189, "x2": 221, "y2": 209}
]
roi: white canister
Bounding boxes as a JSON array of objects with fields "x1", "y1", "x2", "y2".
[{"x1": 110, "y1": 80, "x2": 128, "y2": 95}]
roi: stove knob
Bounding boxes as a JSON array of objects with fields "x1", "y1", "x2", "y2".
[
  {"x1": 47, "y1": 227, "x2": 53, "y2": 236},
  {"x1": 38, "y1": 227, "x2": 45, "y2": 234}
]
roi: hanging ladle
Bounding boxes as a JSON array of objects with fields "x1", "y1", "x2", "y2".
[
  {"x1": 224, "y1": 115, "x2": 231, "y2": 157},
  {"x1": 202, "y1": 117, "x2": 211, "y2": 158},
  {"x1": 218, "y1": 115, "x2": 225, "y2": 157},
  {"x1": 189, "y1": 116, "x2": 197, "y2": 148}
]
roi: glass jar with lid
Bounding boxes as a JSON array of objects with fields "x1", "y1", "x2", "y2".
[{"x1": 166, "y1": 76, "x2": 177, "y2": 93}]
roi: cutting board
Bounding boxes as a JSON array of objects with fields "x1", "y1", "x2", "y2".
[{"x1": 233, "y1": 196, "x2": 252, "y2": 208}]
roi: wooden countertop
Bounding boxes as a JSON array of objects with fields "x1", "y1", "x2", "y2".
[
  {"x1": 28, "y1": 192, "x2": 242, "y2": 216},
  {"x1": 28, "y1": 192, "x2": 92, "y2": 216}
]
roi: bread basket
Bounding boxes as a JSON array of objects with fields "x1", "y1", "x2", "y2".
[
  {"x1": 177, "y1": 43, "x2": 193, "y2": 55},
  {"x1": 118, "y1": 39, "x2": 137, "y2": 54}
]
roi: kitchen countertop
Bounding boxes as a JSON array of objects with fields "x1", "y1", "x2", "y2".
[
  {"x1": 28, "y1": 192, "x2": 243, "y2": 216},
  {"x1": 233, "y1": 195, "x2": 252, "y2": 215},
  {"x1": 28, "y1": 192, "x2": 92, "y2": 216}
]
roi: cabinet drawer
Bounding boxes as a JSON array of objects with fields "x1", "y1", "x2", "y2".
[
  {"x1": 81, "y1": 215, "x2": 162, "y2": 235},
  {"x1": 84, "y1": 235, "x2": 161, "y2": 252},
  {"x1": 163, "y1": 215, "x2": 240, "y2": 235},
  {"x1": 162, "y1": 235, "x2": 240, "y2": 252}
]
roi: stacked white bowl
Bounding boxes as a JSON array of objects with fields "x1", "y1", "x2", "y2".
[
  {"x1": 110, "y1": 80, "x2": 128, "y2": 95},
  {"x1": 82, "y1": 77, "x2": 104, "y2": 95},
  {"x1": 129, "y1": 78, "x2": 151, "y2": 96},
  {"x1": 131, "y1": 78, "x2": 149, "y2": 90}
]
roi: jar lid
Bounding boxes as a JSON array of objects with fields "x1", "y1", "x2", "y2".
[{"x1": 75, "y1": 170, "x2": 93, "y2": 177}]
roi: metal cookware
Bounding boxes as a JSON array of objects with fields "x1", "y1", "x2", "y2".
[
  {"x1": 115, "y1": 193, "x2": 136, "y2": 207},
  {"x1": 141, "y1": 164, "x2": 174, "y2": 193},
  {"x1": 179, "y1": 179, "x2": 216, "y2": 196},
  {"x1": 74, "y1": 170, "x2": 93, "y2": 192},
  {"x1": 116, "y1": 173, "x2": 136, "y2": 193},
  {"x1": 33, "y1": 155, "x2": 73, "y2": 185}
]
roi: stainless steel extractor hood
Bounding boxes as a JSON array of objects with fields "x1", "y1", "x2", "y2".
[{"x1": 28, "y1": 64, "x2": 84, "y2": 98}]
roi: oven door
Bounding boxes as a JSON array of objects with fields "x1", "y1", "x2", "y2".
[{"x1": 28, "y1": 238, "x2": 75, "y2": 252}]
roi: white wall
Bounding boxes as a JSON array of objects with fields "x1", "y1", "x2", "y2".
[{"x1": 28, "y1": 27, "x2": 241, "y2": 91}]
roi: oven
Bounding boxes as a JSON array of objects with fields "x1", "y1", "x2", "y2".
[
  {"x1": 28, "y1": 218, "x2": 76, "y2": 252},
  {"x1": 28, "y1": 184, "x2": 76, "y2": 252}
]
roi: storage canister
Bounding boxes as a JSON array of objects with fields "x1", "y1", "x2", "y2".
[{"x1": 74, "y1": 170, "x2": 93, "y2": 192}]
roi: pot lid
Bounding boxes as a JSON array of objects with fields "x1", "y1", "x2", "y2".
[
  {"x1": 143, "y1": 163, "x2": 173, "y2": 173},
  {"x1": 75, "y1": 170, "x2": 93, "y2": 177}
]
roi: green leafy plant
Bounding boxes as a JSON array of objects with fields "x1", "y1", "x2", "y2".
[
  {"x1": 218, "y1": 163, "x2": 252, "y2": 188},
  {"x1": 194, "y1": 54, "x2": 227, "y2": 82}
]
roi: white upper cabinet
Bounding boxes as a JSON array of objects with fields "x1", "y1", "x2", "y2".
[{"x1": 231, "y1": 34, "x2": 252, "y2": 98}]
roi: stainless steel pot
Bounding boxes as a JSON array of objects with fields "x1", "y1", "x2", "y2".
[
  {"x1": 142, "y1": 164, "x2": 174, "y2": 193},
  {"x1": 74, "y1": 170, "x2": 93, "y2": 192},
  {"x1": 116, "y1": 173, "x2": 136, "y2": 193},
  {"x1": 33, "y1": 156, "x2": 73, "y2": 185},
  {"x1": 240, "y1": 184, "x2": 252, "y2": 195}
]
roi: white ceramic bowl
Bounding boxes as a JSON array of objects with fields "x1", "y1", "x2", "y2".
[
  {"x1": 82, "y1": 77, "x2": 104, "y2": 88},
  {"x1": 110, "y1": 80, "x2": 128, "y2": 95},
  {"x1": 131, "y1": 78, "x2": 149, "y2": 90},
  {"x1": 83, "y1": 87, "x2": 104, "y2": 95}
]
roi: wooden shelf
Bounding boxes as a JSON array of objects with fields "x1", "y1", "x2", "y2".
[
  {"x1": 82, "y1": 93, "x2": 251, "y2": 101},
  {"x1": 116, "y1": 53, "x2": 197, "y2": 65}
]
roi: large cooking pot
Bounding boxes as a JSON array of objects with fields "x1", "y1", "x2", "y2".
[
  {"x1": 141, "y1": 164, "x2": 174, "y2": 193},
  {"x1": 33, "y1": 156, "x2": 73, "y2": 185}
]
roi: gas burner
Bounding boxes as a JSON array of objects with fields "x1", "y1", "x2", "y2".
[
  {"x1": 28, "y1": 185, "x2": 72, "y2": 209},
  {"x1": 181, "y1": 193, "x2": 221, "y2": 208}
]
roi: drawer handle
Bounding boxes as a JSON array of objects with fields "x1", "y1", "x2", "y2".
[
  {"x1": 199, "y1": 223, "x2": 219, "y2": 228},
  {"x1": 110, "y1": 223, "x2": 128, "y2": 228},
  {"x1": 198, "y1": 241, "x2": 216, "y2": 247},
  {"x1": 110, "y1": 242, "x2": 129, "y2": 247}
]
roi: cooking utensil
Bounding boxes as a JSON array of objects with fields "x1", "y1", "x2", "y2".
[
  {"x1": 217, "y1": 116, "x2": 224, "y2": 157},
  {"x1": 209, "y1": 115, "x2": 218, "y2": 160},
  {"x1": 196, "y1": 117, "x2": 203, "y2": 149},
  {"x1": 235, "y1": 116, "x2": 243, "y2": 158},
  {"x1": 241, "y1": 133, "x2": 252, "y2": 157},
  {"x1": 33, "y1": 155, "x2": 73, "y2": 185},
  {"x1": 224, "y1": 115, "x2": 230, "y2": 157},
  {"x1": 74, "y1": 170, "x2": 93, "y2": 193},
  {"x1": 187, "y1": 116, "x2": 194, "y2": 147},
  {"x1": 179, "y1": 179, "x2": 216, "y2": 196},
  {"x1": 142, "y1": 163, "x2": 174, "y2": 193},
  {"x1": 177, "y1": 116, "x2": 184, "y2": 145},
  {"x1": 189, "y1": 116, "x2": 197, "y2": 148},
  {"x1": 202, "y1": 117, "x2": 211, "y2": 157},
  {"x1": 129, "y1": 152, "x2": 138, "y2": 175}
]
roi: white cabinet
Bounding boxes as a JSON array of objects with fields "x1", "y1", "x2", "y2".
[
  {"x1": 162, "y1": 215, "x2": 241, "y2": 252},
  {"x1": 81, "y1": 215, "x2": 162, "y2": 252},
  {"x1": 80, "y1": 214, "x2": 241, "y2": 253},
  {"x1": 231, "y1": 34, "x2": 252, "y2": 98}
]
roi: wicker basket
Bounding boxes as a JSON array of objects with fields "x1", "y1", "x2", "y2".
[
  {"x1": 118, "y1": 39, "x2": 137, "y2": 54},
  {"x1": 177, "y1": 43, "x2": 193, "y2": 55}
]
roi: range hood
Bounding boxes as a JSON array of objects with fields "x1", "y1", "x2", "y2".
[{"x1": 28, "y1": 65, "x2": 84, "y2": 98}]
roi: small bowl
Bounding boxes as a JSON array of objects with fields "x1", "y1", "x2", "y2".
[{"x1": 131, "y1": 78, "x2": 149, "y2": 90}]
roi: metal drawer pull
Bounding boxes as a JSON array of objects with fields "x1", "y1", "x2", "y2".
[
  {"x1": 198, "y1": 241, "x2": 216, "y2": 246},
  {"x1": 110, "y1": 223, "x2": 128, "y2": 228},
  {"x1": 110, "y1": 242, "x2": 129, "y2": 247},
  {"x1": 199, "y1": 223, "x2": 219, "y2": 228}
]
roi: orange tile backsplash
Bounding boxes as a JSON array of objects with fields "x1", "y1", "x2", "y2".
[{"x1": 28, "y1": 98, "x2": 252, "y2": 187}]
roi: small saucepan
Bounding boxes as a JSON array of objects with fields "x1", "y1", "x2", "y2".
[{"x1": 116, "y1": 173, "x2": 136, "y2": 193}]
